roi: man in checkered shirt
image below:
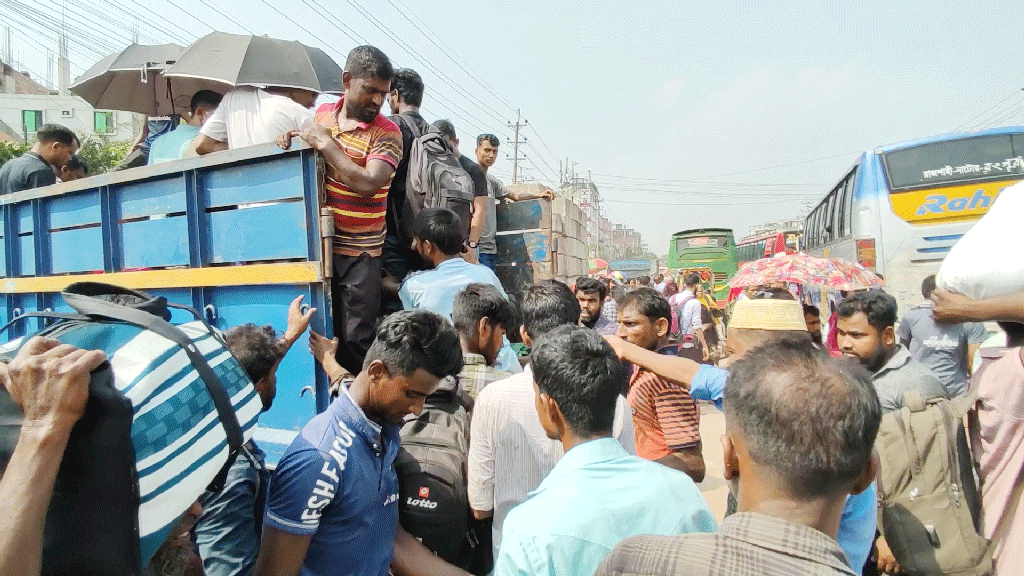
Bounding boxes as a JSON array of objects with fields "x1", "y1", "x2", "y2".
[
  {"x1": 448, "y1": 284, "x2": 512, "y2": 399},
  {"x1": 596, "y1": 339, "x2": 880, "y2": 576}
]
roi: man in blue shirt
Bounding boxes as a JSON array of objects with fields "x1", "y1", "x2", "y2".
[
  {"x1": 253, "y1": 311, "x2": 470, "y2": 576},
  {"x1": 495, "y1": 326, "x2": 716, "y2": 576},
  {"x1": 604, "y1": 297, "x2": 879, "y2": 572},
  {"x1": 148, "y1": 90, "x2": 223, "y2": 165},
  {"x1": 399, "y1": 207, "x2": 506, "y2": 315},
  {"x1": 399, "y1": 208, "x2": 521, "y2": 374}
]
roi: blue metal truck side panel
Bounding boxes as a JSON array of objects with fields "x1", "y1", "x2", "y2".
[{"x1": 0, "y1": 144, "x2": 333, "y2": 465}]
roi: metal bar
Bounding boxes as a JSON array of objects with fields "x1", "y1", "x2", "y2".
[{"x1": 0, "y1": 262, "x2": 322, "y2": 294}]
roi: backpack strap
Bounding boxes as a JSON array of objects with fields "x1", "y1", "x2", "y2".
[
  {"x1": 59, "y1": 290, "x2": 244, "y2": 454},
  {"x1": 0, "y1": 310, "x2": 89, "y2": 335}
]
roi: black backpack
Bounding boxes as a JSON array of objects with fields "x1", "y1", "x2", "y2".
[
  {"x1": 395, "y1": 382, "x2": 482, "y2": 569},
  {"x1": 395, "y1": 114, "x2": 476, "y2": 235}
]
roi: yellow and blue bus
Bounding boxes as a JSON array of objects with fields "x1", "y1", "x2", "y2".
[
  {"x1": 667, "y1": 228, "x2": 737, "y2": 306},
  {"x1": 803, "y1": 126, "x2": 1024, "y2": 312}
]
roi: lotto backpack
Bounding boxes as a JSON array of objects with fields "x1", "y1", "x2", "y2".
[
  {"x1": 875, "y1": 390, "x2": 992, "y2": 576},
  {"x1": 0, "y1": 282, "x2": 261, "y2": 575},
  {"x1": 394, "y1": 383, "x2": 475, "y2": 568},
  {"x1": 396, "y1": 114, "x2": 476, "y2": 235}
]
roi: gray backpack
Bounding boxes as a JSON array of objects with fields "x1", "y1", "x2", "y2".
[
  {"x1": 397, "y1": 115, "x2": 476, "y2": 235},
  {"x1": 876, "y1": 389, "x2": 992, "y2": 576}
]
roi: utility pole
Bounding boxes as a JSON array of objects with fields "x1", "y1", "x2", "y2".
[{"x1": 507, "y1": 109, "x2": 527, "y2": 184}]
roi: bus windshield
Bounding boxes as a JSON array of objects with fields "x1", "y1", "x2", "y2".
[
  {"x1": 675, "y1": 235, "x2": 729, "y2": 252},
  {"x1": 883, "y1": 133, "x2": 1024, "y2": 191}
]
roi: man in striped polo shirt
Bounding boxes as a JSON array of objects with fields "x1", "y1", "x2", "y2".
[
  {"x1": 285, "y1": 46, "x2": 403, "y2": 374},
  {"x1": 616, "y1": 287, "x2": 706, "y2": 483}
]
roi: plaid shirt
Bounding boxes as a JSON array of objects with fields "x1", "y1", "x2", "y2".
[
  {"x1": 455, "y1": 352, "x2": 509, "y2": 400},
  {"x1": 595, "y1": 512, "x2": 857, "y2": 576}
]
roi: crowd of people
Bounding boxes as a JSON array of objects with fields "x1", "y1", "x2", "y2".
[{"x1": 0, "y1": 42, "x2": 1020, "y2": 576}]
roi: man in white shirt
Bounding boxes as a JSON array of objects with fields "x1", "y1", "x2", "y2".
[
  {"x1": 194, "y1": 86, "x2": 316, "y2": 154},
  {"x1": 676, "y1": 273, "x2": 703, "y2": 337},
  {"x1": 468, "y1": 280, "x2": 635, "y2": 560}
]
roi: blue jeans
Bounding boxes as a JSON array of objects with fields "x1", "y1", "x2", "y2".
[
  {"x1": 478, "y1": 251, "x2": 497, "y2": 271},
  {"x1": 194, "y1": 442, "x2": 269, "y2": 576}
]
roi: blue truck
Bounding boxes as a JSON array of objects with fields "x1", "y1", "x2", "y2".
[{"x1": 0, "y1": 143, "x2": 333, "y2": 465}]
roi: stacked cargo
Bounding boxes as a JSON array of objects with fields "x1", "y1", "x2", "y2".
[{"x1": 494, "y1": 184, "x2": 588, "y2": 298}]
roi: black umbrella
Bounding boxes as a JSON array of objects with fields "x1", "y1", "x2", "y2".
[
  {"x1": 71, "y1": 43, "x2": 227, "y2": 116},
  {"x1": 163, "y1": 32, "x2": 344, "y2": 94}
]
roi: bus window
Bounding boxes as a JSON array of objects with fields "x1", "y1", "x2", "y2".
[{"x1": 883, "y1": 133, "x2": 1024, "y2": 191}]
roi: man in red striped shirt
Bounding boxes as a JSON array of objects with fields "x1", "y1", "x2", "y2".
[
  {"x1": 616, "y1": 288, "x2": 706, "y2": 483},
  {"x1": 280, "y1": 46, "x2": 403, "y2": 374}
]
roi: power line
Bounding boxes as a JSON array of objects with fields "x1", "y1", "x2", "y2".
[
  {"x1": 387, "y1": 0, "x2": 518, "y2": 115},
  {"x1": 953, "y1": 87, "x2": 1024, "y2": 132},
  {"x1": 304, "y1": 0, "x2": 368, "y2": 45},
  {"x1": 345, "y1": 0, "x2": 510, "y2": 128},
  {"x1": 197, "y1": 0, "x2": 255, "y2": 34}
]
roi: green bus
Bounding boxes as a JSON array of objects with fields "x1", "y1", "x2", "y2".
[{"x1": 666, "y1": 228, "x2": 738, "y2": 307}]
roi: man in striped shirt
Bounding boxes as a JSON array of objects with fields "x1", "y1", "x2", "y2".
[
  {"x1": 616, "y1": 288, "x2": 705, "y2": 482},
  {"x1": 284, "y1": 46, "x2": 403, "y2": 374}
]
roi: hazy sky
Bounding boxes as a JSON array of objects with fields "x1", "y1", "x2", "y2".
[{"x1": 8, "y1": 0, "x2": 1024, "y2": 254}]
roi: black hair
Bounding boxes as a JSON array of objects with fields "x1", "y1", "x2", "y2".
[
  {"x1": 64, "y1": 154, "x2": 88, "y2": 174},
  {"x1": 345, "y1": 45, "x2": 395, "y2": 82},
  {"x1": 532, "y1": 325, "x2": 626, "y2": 437},
  {"x1": 803, "y1": 304, "x2": 820, "y2": 318},
  {"x1": 520, "y1": 280, "x2": 580, "y2": 340},
  {"x1": 725, "y1": 338, "x2": 881, "y2": 497},
  {"x1": 392, "y1": 68, "x2": 424, "y2": 107},
  {"x1": 190, "y1": 90, "x2": 223, "y2": 114},
  {"x1": 637, "y1": 275, "x2": 651, "y2": 286},
  {"x1": 412, "y1": 208, "x2": 464, "y2": 255},
  {"x1": 618, "y1": 287, "x2": 671, "y2": 324},
  {"x1": 684, "y1": 273, "x2": 701, "y2": 287},
  {"x1": 1000, "y1": 322, "x2": 1024, "y2": 348},
  {"x1": 476, "y1": 133, "x2": 500, "y2": 148},
  {"x1": 574, "y1": 276, "x2": 607, "y2": 302},
  {"x1": 433, "y1": 119, "x2": 457, "y2": 142},
  {"x1": 609, "y1": 285, "x2": 627, "y2": 304},
  {"x1": 36, "y1": 124, "x2": 76, "y2": 146},
  {"x1": 452, "y1": 283, "x2": 515, "y2": 337},
  {"x1": 756, "y1": 287, "x2": 796, "y2": 300},
  {"x1": 921, "y1": 274, "x2": 937, "y2": 299},
  {"x1": 837, "y1": 291, "x2": 898, "y2": 332},
  {"x1": 364, "y1": 310, "x2": 463, "y2": 378},
  {"x1": 223, "y1": 324, "x2": 282, "y2": 384}
]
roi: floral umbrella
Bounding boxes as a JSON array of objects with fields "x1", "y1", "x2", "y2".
[{"x1": 727, "y1": 253, "x2": 883, "y2": 291}]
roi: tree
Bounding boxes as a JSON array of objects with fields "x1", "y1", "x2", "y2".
[
  {"x1": 73, "y1": 138, "x2": 133, "y2": 174},
  {"x1": 0, "y1": 137, "x2": 132, "y2": 175}
]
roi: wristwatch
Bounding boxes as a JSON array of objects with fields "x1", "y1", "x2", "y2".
[{"x1": 467, "y1": 240, "x2": 478, "y2": 249}]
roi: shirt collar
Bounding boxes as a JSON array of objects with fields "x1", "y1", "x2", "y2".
[
  {"x1": 720, "y1": 513, "x2": 856, "y2": 574},
  {"x1": 530, "y1": 437, "x2": 625, "y2": 496},
  {"x1": 25, "y1": 151, "x2": 50, "y2": 166},
  {"x1": 463, "y1": 352, "x2": 487, "y2": 366},
  {"x1": 436, "y1": 257, "x2": 466, "y2": 270},
  {"x1": 333, "y1": 96, "x2": 373, "y2": 130},
  {"x1": 338, "y1": 381, "x2": 381, "y2": 435}
]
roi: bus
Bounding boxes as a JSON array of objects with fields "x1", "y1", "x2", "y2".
[
  {"x1": 803, "y1": 125, "x2": 1024, "y2": 312},
  {"x1": 666, "y1": 228, "x2": 737, "y2": 306},
  {"x1": 735, "y1": 230, "x2": 800, "y2": 267}
]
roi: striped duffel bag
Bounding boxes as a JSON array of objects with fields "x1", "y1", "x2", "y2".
[{"x1": 0, "y1": 282, "x2": 262, "y2": 575}]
